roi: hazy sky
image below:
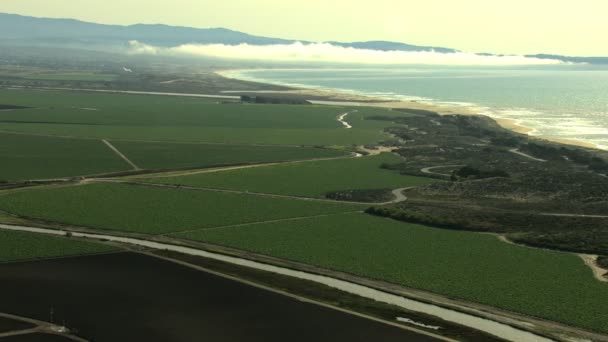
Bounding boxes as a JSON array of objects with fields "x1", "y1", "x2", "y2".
[{"x1": 2, "y1": 0, "x2": 607, "y2": 56}]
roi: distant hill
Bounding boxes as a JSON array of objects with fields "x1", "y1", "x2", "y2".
[
  {"x1": 328, "y1": 41, "x2": 458, "y2": 53},
  {"x1": 0, "y1": 13, "x2": 293, "y2": 46},
  {"x1": 0, "y1": 12, "x2": 605, "y2": 64},
  {"x1": 526, "y1": 54, "x2": 608, "y2": 65}
]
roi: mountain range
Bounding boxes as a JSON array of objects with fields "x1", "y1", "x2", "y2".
[{"x1": 1, "y1": 12, "x2": 606, "y2": 64}]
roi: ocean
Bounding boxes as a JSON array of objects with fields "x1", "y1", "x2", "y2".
[{"x1": 224, "y1": 65, "x2": 608, "y2": 149}]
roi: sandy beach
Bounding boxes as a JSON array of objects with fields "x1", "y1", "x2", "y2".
[{"x1": 217, "y1": 70, "x2": 604, "y2": 151}]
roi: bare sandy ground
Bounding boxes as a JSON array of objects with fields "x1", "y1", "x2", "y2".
[
  {"x1": 494, "y1": 118, "x2": 535, "y2": 135},
  {"x1": 337, "y1": 111, "x2": 353, "y2": 129},
  {"x1": 580, "y1": 255, "x2": 608, "y2": 283},
  {"x1": 358, "y1": 146, "x2": 398, "y2": 156}
]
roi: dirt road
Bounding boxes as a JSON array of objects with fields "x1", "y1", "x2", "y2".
[
  {"x1": 421, "y1": 165, "x2": 464, "y2": 177},
  {"x1": 102, "y1": 139, "x2": 140, "y2": 170},
  {"x1": 509, "y1": 148, "x2": 547, "y2": 162}
]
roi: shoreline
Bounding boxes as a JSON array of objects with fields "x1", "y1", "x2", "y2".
[{"x1": 216, "y1": 69, "x2": 604, "y2": 151}]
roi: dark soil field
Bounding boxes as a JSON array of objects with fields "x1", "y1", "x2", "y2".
[
  {"x1": 1, "y1": 334, "x2": 76, "y2": 342},
  {"x1": 0, "y1": 252, "x2": 438, "y2": 342},
  {"x1": 0, "y1": 317, "x2": 33, "y2": 333}
]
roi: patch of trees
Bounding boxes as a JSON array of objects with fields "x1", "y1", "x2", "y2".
[
  {"x1": 509, "y1": 231, "x2": 608, "y2": 256},
  {"x1": 240, "y1": 95, "x2": 310, "y2": 105},
  {"x1": 598, "y1": 256, "x2": 608, "y2": 270},
  {"x1": 365, "y1": 204, "x2": 608, "y2": 255},
  {"x1": 365, "y1": 206, "x2": 485, "y2": 231},
  {"x1": 521, "y1": 143, "x2": 608, "y2": 173},
  {"x1": 452, "y1": 166, "x2": 509, "y2": 180},
  {"x1": 490, "y1": 135, "x2": 520, "y2": 147},
  {"x1": 326, "y1": 189, "x2": 394, "y2": 203},
  {"x1": 391, "y1": 108, "x2": 440, "y2": 116}
]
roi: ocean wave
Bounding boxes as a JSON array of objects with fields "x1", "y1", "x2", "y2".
[{"x1": 223, "y1": 69, "x2": 608, "y2": 150}]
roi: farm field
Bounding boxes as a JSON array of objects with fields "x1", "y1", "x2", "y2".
[
  {"x1": 0, "y1": 229, "x2": 116, "y2": 263},
  {"x1": 1, "y1": 334, "x2": 76, "y2": 342},
  {"x1": 0, "y1": 253, "x2": 432, "y2": 342},
  {"x1": 0, "y1": 89, "x2": 404, "y2": 145},
  {"x1": 110, "y1": 140, "x2": 347, "y2": 170},
  {"x1": 150, "y1": 153, "x2": 434, "y2": 197},
  {"x1": 0, "y1": 183, "x2": 363, "y2": 235},
  {"x1": 0, "y1": 133, "x2": 129, "y2": 181},
  {"x1": 175, "y1": 213, "x2": 608, "y2": 333}
]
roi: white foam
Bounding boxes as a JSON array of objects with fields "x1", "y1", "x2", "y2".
[{"x1": 222, "y1": 69, "x2": 608, "y2": 150}]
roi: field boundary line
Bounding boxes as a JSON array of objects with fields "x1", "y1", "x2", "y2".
[
  {"x1": 136, "y1": 152, "x2": 358, "y2": 179},
  {"x1": 91, "y1": 179, "x2": 371, "y2": 205},
  {"x1": 0, "y1": 129, "x2": 331, "y2": 148},
  {"x1": 0, "y1": 312, "x2": 89, "y2": 341},
  {"x1": 101, "y1": 139, "x2": 140, "y2": 170},
  {"x1": 167, "y1": 211, "x2": 363, "y2": 236}
]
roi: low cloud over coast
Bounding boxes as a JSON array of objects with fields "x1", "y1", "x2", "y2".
[{"x1": 128, "y1": 41, "x2": 563, "y2": 66}]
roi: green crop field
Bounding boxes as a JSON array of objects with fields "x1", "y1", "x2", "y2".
[
  {"x1": 110, "y1": 140, "x2": 347, "y2": 170},
  {"x1": 0, "y1": 183, "x2": 363, "y2": 235},
  {"x1": 0, "y1": 133, "x2": 130, "y2": 181},
  {"x1": 150, "y1": 153, "x2": 435, "y2": 197},
  {"x1": 0, "y1": 89, "x2": 409, "y2": 145},
  {"x1": 0, "y1": 229, "x2": 116, "y2": 263},
  {"x1": 175, "y1": 212, "x2": 608, "y2": 333}
]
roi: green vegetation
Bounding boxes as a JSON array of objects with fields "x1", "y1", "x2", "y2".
[
  {"x1": 150, "y1": 154, "x2": 434, "y2": 197},
  {"x1": 1, "y1": 82, "x2": 606, "y2": 336},
  {"x1": 521, "y1": 142, "x2": 608, "y2": 173},
  {"x1": 175, "y1": 213, "x2": 608, "y2": 333},
  {"x1": 0, "y1": 133, "x2": 129, "y2": 181},
  {"x1": 367, "y1": 201, "x2": 608, "y2": 255},
  {"x1": 325, "y1": 189, "x2": 394, "y2": 203},
  {"x1": 452, "y1": 166, "x2": 509, "y2": 180},
  {"x1": 599, "y1": 256, "x2": 608, "y2": 270},
  {"x1": 0, "y1": 90, "x2": 404, "y2": 145},
  {"x1": 111, "y1": 140, "x2": 346, "y2": 170},
  {"x1": 0, "y1": 183, "x2": 362, "y2": 235},
  {"x1": 0, "y1": 229, "x2": 116, "y2": 263}
]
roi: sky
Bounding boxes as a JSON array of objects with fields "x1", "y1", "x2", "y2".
[{"x1": 1, "y1": 0, "x2": 607, "y2": 56}]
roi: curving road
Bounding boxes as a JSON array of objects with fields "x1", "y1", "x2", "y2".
[{"x1": 421, "y1": 165, "x2": 464, "y2": 177}]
